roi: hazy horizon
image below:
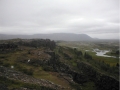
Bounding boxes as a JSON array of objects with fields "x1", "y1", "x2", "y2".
[{"x1": 0, "y1": 0, "x2": 119, "y2": 39}]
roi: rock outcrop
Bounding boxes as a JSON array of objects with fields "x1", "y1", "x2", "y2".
[{"x1": 0, "y1": 66, "x2": 64, "y2": 90}]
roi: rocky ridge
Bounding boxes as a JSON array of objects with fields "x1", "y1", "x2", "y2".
[{"x1": 0, "y1": 66, "x2": 64, "y2": 90}]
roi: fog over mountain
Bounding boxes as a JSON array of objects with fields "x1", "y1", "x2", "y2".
[{"x1": 0, "y1": 33, "x2": 94, "y2": 41}]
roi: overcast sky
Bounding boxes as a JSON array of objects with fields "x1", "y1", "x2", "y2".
[{"x1": 0, "y1": 0, "x2": 119, "y2": 39}]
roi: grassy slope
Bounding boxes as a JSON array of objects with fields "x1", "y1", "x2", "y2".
[{"x1": 0, "y1": 47, "x2": 72, "y2": 89}]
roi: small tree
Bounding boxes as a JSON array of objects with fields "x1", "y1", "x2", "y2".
[{"x1": 84, "y1": 52, "x2": 92, "y2": 59}]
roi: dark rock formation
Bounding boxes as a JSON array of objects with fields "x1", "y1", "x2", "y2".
[
  {"x1": 77, "y1": 62, "x2": 119, "y2": 90},
  {"x1": 0, "y1": 84, "x2": 8, "y2": 90},
  {"x1": 17, "y1": 39, "x2": 56, "y2": 50},
  {"x1": 95, "y1": 75, "x2": 119, "y2": 90},
  {"x1": 42, "y1": 50, "x2": 119, "y2": 90}
]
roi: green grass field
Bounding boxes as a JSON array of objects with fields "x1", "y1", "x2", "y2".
[{"x1": 57, "y1": 41, "x2": 119, "y2": 66}]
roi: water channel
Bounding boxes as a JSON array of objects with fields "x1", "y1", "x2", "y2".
[{"x1": 93, "y1": 49, "x2": 119, "y2": 58}]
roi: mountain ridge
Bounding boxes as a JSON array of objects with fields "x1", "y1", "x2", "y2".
[{"x1": 0, "y1": 33, "x2": 93, "y2": 41}]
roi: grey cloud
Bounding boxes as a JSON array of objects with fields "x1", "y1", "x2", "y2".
[{"x1": 0, "y1": 0, "x2": 119, "y2": 39}]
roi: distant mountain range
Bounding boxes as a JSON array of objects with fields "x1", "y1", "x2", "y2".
[{"x1": 0, "y1": 33, "x2": 94, "y2": 41}]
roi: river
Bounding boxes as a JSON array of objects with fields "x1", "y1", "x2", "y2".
[{"x1": 93, "y1": 49, "x2": 119, "y2": 58}]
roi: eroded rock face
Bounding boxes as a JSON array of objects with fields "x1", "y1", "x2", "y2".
[
  {"x1": 77, "y1": 62, "x2": 99, "y2": 81},
  {"x1": 95, "y1": 75, "x2": 119, "y2": 90},
  {"x1": 0, "y1": 43, "x2": 18, "y2": 54},
  {"x1": 17, "y1": 39, "x2": 56, "y2": 50},
  {"x1": 77, "y1": 62, "x2": 119, "y2": 90},
  {"x1": 0, "y1": 43, "x2": 18, "y2": 50}
]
